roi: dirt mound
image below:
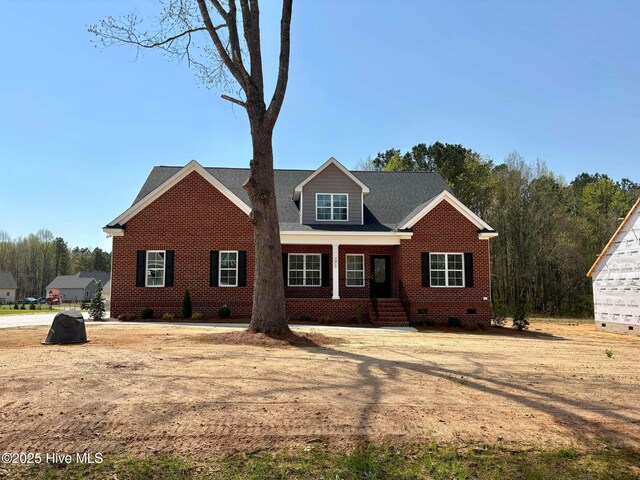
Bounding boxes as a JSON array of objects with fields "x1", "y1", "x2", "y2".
[{"x1": 197, "y1": 329, "x2": 346, "y2": 348}]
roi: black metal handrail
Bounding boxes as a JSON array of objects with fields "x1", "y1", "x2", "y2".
[
  {"x1": 369, "y1": 276, "x2": 379, "y2": 323},
  {"x1": 399, "y1": 279, "x2": 410, "y2": 320}
]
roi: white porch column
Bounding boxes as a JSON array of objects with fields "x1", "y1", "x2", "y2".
[{"x1": 332, "y1": 242, "x2": 340, "y2": 299}]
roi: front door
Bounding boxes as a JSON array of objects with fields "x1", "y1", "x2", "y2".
[{"x1": 370, "y1": 255, "x2": 392, "y2": 298}]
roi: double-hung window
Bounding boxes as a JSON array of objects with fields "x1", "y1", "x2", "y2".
[
  {"x1": 219, "y1": 251, "x2": 238, "y2": 287},
  {"x1": 316, "y1": 193, "x2": 348, "y2": 221},
  {"x1": 346, "y1": 254, "x2": 365, "y2": 287},
  {"x1": 288, "y1": 254, "x2": 321, "y2": 286},
  {"x1": 430, "y1": 253, "x2": 464, "y2": 287},
  {"x1": 146, "y1": 250, "x2": 165, "y2": 287}
]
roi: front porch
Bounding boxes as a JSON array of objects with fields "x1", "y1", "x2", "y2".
[{"x1": 281, "y1": 238, "x2": 411, "y2": 325}]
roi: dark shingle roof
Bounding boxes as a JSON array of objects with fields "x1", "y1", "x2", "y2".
[
  {"x1": 76, "y1": 271, "x2": 110, "y2": 285},
  {"x1": 0, "y1": 270, "x2": 17, "y2": 289},
  {"x1": 126, "y1": 166, "x2": 450, "y2": 231},
  {"x1": 46, "y1": 275, "x2": 95, "y2": 291}
]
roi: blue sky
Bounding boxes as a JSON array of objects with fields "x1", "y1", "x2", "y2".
[{"x1": 1, "y1": 0, "x2": 638, "y2": 252}]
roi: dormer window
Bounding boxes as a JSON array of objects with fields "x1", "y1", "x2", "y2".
[{"x1": 316, "y1": 193, "x2": 348, "y2": 221}]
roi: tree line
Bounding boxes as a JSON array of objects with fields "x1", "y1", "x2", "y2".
[
  {"x1": 360, "y1": 143, "x2": 640, "y2": 318},
  {"x1": 0, "y1": 229, "x2": 111, "y2": 298}
]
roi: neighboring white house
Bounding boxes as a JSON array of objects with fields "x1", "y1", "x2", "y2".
[
  {"x1": 0, "y1": 270, "x2": 18, "y2": 304},
  {"x1": 45, "y1": 271, "x2": 110, "y2": 303},
  {"x1": 101, "y1": 279, "x2": 111, "y2": 310},
  {"x1": 588, "y1": 197, "x2": 640, "y2": 335}
]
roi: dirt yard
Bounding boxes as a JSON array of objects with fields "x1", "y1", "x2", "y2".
[{"x1": 0, "y1": 320, "x2": 639, "y2": 457}]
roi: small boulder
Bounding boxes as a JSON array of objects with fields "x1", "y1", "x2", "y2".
[{"x1": 43, "y1": 310, "x2": 88, "y2": 344}]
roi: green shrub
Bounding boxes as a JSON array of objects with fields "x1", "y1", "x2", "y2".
[
  {"x1": 191, "y1": 312, "x2": 204, "y2": 320},
  {"x1": 512, "y1": 308, "x2": 529, "y2": 331},
  {"x1": 89, "y1": 281, "x2": 106, "y2": 321},
  {"x1": 13, "y1": 303, "x2": 18, "y2": 310},
  {"x1": 353, "y1": 304, "x2": 363, "y2": 324},
  {"x1": 417, "y1": 308, "x2": 435, "y2": 327},
  {"x1": 162, "y1": 313, "x2": 174, "y2": 321},
  {"x1": 118, "y1": 313, "x2": 137, "y2": 321},
  {"x1": 20, "y1": 303, "x2": 26, "y2": 310},
  {"x1": 29, "y1": 302, "x2": 36, "y2": 310},
  {"x1": 182, "y1": 289, "x2": 192, "y2": 319},
  {"x1": 606, "y1": 349, "x2": 614, "y2": 358},
  {"x1": 141, "y1": 307, "x2": 154, "y2": 320},
  {"x1": 218, "y1": 305, "x2": 231, "y2": 319},
  {"x1": 299, "y1": 313, "x2": 312, "y2": 322},
  {"x1": 448, "y1": 317, "x2": 461, "y2": 328}
]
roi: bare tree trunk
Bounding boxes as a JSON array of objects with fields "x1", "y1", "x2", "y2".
[
  {"x1": 91, "y1": 0, "x2": 294, "y2": 333},
  {"x1": 244, "y1": 124, "x2": 288, "y2": 334}
]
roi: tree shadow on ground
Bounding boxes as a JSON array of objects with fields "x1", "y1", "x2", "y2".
[
  {"x1": 311, "y1": 345, "x2": 639, "y2": 447},
  {"x1": 414, "y1": 326, "x2": 568, "y2": 341}
]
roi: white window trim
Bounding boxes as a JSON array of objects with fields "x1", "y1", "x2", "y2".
[
  {"x1": 287, "y1": 253, "x2": 322, "y2": 287},
  {"x1": 429, "y1": 252, "x2": 465, "y2": 288},
  {"x1": 345, "y1": 254, "x2": 365, "y2": 287},
  {"x1": 145, "y1": 250, "x2": 166, "y2": 288},
  {"x1": 219, "y1": 250, "x2": 239, "y2": 287},
  {"x1": 315, "y1": 193, "x2": 349, "y2": 222}
]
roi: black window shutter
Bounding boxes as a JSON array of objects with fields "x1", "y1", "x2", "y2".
[
  {"x1": 136, "y1": 250, "x2": 146, "y2": 287},
  {"x1": 321, "y1": 254, "x2": 330, "y2": 287},
  {"x1": 282, "y1": 253, "x2": 288, "y2": 285},
  {"x1": 210, "y1": 250, "x2": 219, "y2": 287},
  {"x1": 165, "y1": 250, "x2": 175, "y2": 287},
  {"x1": 238, "y1": 251, "x2": 247, "y2": 287},
  {"x1": 421, "y1": 252, "x2": 430, "y2": 287},
  {"x1": 464, "y1": 252, "x2": 474, "y2": 288}
]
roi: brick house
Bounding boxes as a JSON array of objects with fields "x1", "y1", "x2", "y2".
[{"x1": 104, "y1": 158, "x2": 498, "y2": 326}]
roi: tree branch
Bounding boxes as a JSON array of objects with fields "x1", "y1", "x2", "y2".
[
  {"x1": 265, "y1": 0, "x2": 293, "y2": 129},
  {"x1": 136, "y1": 26, "x2": 208, "y2": 49},
  {"x1": 196, "y1": 0, "x2": 247, "y2": 90},
  {"x1": 221, "y1": 94, "x2": 246, "y2": 107},
  {"x1": 239, "y1": 0, "x2": 264, "y2": 98},
  {"x1": 225, "y1": 1, "x2": 251, "y2": 85}
]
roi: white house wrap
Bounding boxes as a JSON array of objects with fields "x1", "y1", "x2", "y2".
[{"x1": 588, "y1": 198, "x2": 640, "y2": 335}]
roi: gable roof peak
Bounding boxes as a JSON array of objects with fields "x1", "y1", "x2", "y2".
[
  {"x1": 104, "y1": 159, "x2": 251, "y2": 231},
  {"x1": 587, "y1": 196, "x2": 640, "y2": 277},
  {"x1": 293, "y1": 157, "x2": 370, "y2": 201}
]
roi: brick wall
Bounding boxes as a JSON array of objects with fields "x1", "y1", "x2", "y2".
[
  {"x1": 286, "y1": 298, "x2": 370, "y2": 323},
  {"x1": 111, "y1": 171, "x2": 254, "y2": 318},
  {"x1": 399, "y1": 200, "x2": 492, "y2": 327}
]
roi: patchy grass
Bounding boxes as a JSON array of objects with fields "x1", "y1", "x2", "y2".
[
  {"x1": 5, "y1": 444, "x2": 639, "y2": 480},
  {"x1": 0, "y1": 304, "x2": 86, "y2": 315},
  {"x1": 0, "y1": 306, "x2": 53, "y2": 315}
]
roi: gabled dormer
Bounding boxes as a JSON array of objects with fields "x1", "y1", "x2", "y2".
[{"x1": 293, "y1": 158, "x2": 370, "y2": 225}]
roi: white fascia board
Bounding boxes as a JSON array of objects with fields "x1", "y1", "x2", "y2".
[
  {"x1": 478, "y1": 232, "x2": 499, "y2": 240},
  {"x1": 107, "y1": 160, "x2": 251, "y2": 229},
  {"x1": 400, "y1": 190, "x2": 495, "y2": 232},
  {"x1": 280, "y1": 230, "x2": 412, "y2": 245},
  {"x1": 293, "y1": 157, "x2": 370, "y2": 201},
  {"x1": 102, "y1": 227, "x2": 125, "y2": 237}
]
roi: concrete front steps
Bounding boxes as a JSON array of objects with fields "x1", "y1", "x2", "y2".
[{"x1": 370, "y1": 298, "x2": 409, "y2": 326}]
